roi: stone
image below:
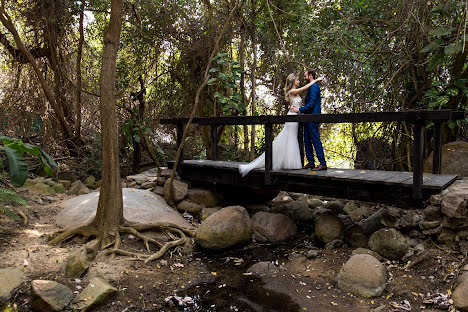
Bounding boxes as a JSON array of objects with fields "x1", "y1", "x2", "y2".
[
  {"x1": 343, "y1": 201, "x2": 371, "y2": 221},
  {"x1": 65, "y1": 240, "x2": 99, "y2": 278},
  {"x1": 71, "y1": 277, "x2": 117, "y2": 312},
  {"x1": 195, "y1": 206, "x2": 252, "y2": 250},
  {"x1": 57, "y1": 171, "x2": 76, "y2": 182},
  {"x1": 0, "y1": 268, "x2": 26, "y2": 299},
  {"x1": 269, "y1": 191, "x2": 293, "y2": 207},
  {"x1": 314, "y1": 212, "x2": 345, "y2": 243},
  {"x1": 31, "y1": 195, "x2": 43, "y2": 205},
  {"x1": 424, "y1": 205, "x2": 441, "y2": 220},
  {"x1": 430, "y1": 194, "x2": 442, "y2": 206},
  {"x1": 152, "y1": 185, "x2": 164, "y2": 196},
  {"x1": 419, "y1": 220, "x2": 440, "y2": 230},
  {"x1": 176, "y1": 199, "x2": 203, "y2": 215},
  {"x1": 85, "y1": 176, "x2": 96, "y2": 186},
  {"x1": 324, "y1": 239, "x2": 344, "y2": 249},
  {"x1": 246, "y1": 204, "x2": 270, "y2": 213},
  {"x1": 251, "y1": 212, "x2": 297, "y2": 243},
  {"x1": 126, "y1": 174, "x2": 153, "y2": 185},
  {"x1": 163, "y1": 178, "x2": 188, "y2": 203},
  {"x1": 307, "y1": 198, "x2": 325, "y2": 209},
  {"x1": 452, "y1": 277, "x2": 468, "y2": 311},
  {"x1": 326, "y1": 200, "x2": 345, "y2": 213},
  {"x1": 31, "y1": 280, "x2": 73, "y2": 311},
  {"x1": 187, "y1": 188, "x2": 218, "y2": 207},
  {"x1": 337, "y1": 254, "x2": 387, "y2": 298},
  {"x1": 52, "y1": 183, "x2": 65, "y2": 194},
  {"x1": 141, "y1": 181, "x2": 157, "y2": 189},
  {"x1": 441, "y1": 191, "x2": 468, "y2": 219},
  {"x1": 67, "y1": 180, "x2": 90, "y2": 195},
  {"x1": 306, "y1": 250, "x2": 319, "y2": 259},
  {"x1": 438, "y1": 228, "x2": 456, "y2": 245},
  {"x1": 156, "y1": 177, "x2": 166, "y2": 186},
  {"x1": 26, "y1": 182, "x2": 55, "y2": 195},
  {"x1": 278, "y1": 201, "x2": 314, "y2": 224},
  {"x1": 200, "y1": 207, "x2": 220, "y2": 220},
  {"x1": 368, "y1": 228, "x2": 409, "y2": 260},
  {"x1": 56, "y1": 188, "x2": 192, "y2": 230},
  {"x1": 345, "y1": 224, "x2": 369, "y2": 248},
  {"x1": 424, "y1": 141, "x2": 468, "y2": 177},
  {"x1": 87, "y1": 263, "x2": 121, "y2": 283},
  {"x1": 351, "y1": 248, "x2": 383, "y2": 261},
  {"x1": 246, "y1": 261, "x2": 279, "y2": 276}
]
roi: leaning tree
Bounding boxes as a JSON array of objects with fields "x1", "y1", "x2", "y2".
[{"x1": 48, "y1": 0, "x2": 193, "y2": 263}]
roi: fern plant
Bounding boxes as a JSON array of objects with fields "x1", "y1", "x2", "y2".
[{"x1": 0, "y1": 187, "x2": 27, "y2": 222}]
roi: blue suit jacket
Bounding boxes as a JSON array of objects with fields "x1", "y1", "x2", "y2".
[{"x1": 299, "y1": 84, "x2": 321, "y2": 114}]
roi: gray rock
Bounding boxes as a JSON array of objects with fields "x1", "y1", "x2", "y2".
[
  {"x1": 337, "y1": 254, "x2": 387, "y2": 298},
  {"x1": 152, "y1": 185, "x2": 164, "y2": 196},
  {"x1": 324, "y1": 239, "x2": 344, "y2": 249},
  {"x1": 195, "y1": 206, "x2": 252, "y2": 250},
  {"x1": 424, "y1": 141, "x2": 468, "y2": 177},
  {"x1": 246, "y1": 261, "x2": 279, "y2": 276},
  {"x1": 87, "y1": 263, "x2": 121, "y2": 283},
  {"x1": 251, "y1": 212, "x2": 297, "y2": 243},
  {"x1": 163, "y1": 178, "x2": 188, "y2": 203},
  {"x1": 269, "y1": 191, "x2": 293, "y2": 207},
  {"x1": 306, "y1": 250, "x2": 319, "y2": 259},
  {"x1": 438, "y1": 228, "x2": 456, "y2": 245},
  {"x1": 56, "y1": 188, "x2": 192, "y2": 230},
  {"x1": 345, "y1": 224, "x2": 369, "y2": 248},
  {"x1": 452, "y1": 276, "x2": 468, "y2": 311},
  {"x1": 343, "y1": 201, "x2": 371, "y2": 221},
  {"x1": 201, "y1": 207, "x2": 220, "y2": 220},
  {"x1": 0, "y1": 268, "x2": 26, "y2": 299},
  {"x1": 126, "y1": 173, "x2": 155, "y2": 185},
  {"x1": 419, "y1": 220, "x2": 440, "y2": 230},
  {"x1": 351, "y1": 248, "x2": 383, "y2": 261},
  {"x1": 68, "y1": 180, "x2": 90, "y2": 195},
  {"x1": 85, "y1": 176, "x2": 96, "y2": 187},
  {"x1": 65, "y1": 240, "x2": 99, "y2": 278},
  {"x1": 314, "y1": 212, "x2": 345, "y2": 243},
  {"x1": 31, "y1": 280, "x2": 73, "y2": 311},
  {"x1": 368, "y1": 228, "x2": 409, "y2": 260},
  {"x1": 307, "y1": 198, "x2": 325, "y2": 209},
  {"x1": 141, "y1": 181, "x2": 157, "y2": 189},
  {"x1": 187, "y1": 188, "x2": 218, "y2": 207},
  {"x1": 441, "y1": 190, "x2": 468, "y2": 219},
  {"x1": 27, "y1": 182, "x2": 55, "y2": 195},
  {"x1": 176, "y1": 199, "x2": 203, "y2": 215},
  {"x1": 424, "y1": 205, "x2": 441, "y2": 220},
  {"x1": 246, "y1": 204, "x2": 270, "y2": 213},
  {"x1": 280, "y1": 201, "x2": 314, "y2": 224},
  {"x1": 326, "y1": 200, "x2": 345, "y2": 213},
  {"x1": 71, "y1": 277, "x2": 117, "y2": 312},
  {"x1": 52, "y1": 183, "x2": 66, "y2": 194}
]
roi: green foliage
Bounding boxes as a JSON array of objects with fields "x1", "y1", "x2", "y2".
[
  {"x1": 208, "y1": 52, "x2": 246, "y2": 115},
  {"x1": 0, "y1": 187, "x2": 27, "y2": 221},
  {"x1": 0, "y1": 136, "x2": 57, "y2": 187}
]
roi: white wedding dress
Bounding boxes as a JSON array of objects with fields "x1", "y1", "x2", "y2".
[{"x1": 239, "y1": 95, "x2": 302, "y2": 177}]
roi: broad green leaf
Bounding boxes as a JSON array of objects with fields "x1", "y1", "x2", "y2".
[
  {"x1": 209, "y1": 67, "x2": 219, "y2": 73},
  {"x1": 1, "y1": 146, "x2": 28, "y2": 187},
  {"x1": 425, "y1": 121, "x2": 434, "y2": 129},
  {"x1": 444, "y1": 41, "x2": 463, "y2": 55},
  {"x1": 455, "y1": 79, "x2": 468, "y2": 96},
  {"x1": 420, "y1": 39, "x2": 444, "y2": 53},
  {"x1": 231, "y1": 93, "x2": 242, "y2": 102},
  {"x1": 207, "y1": 78, "x2": 217, "y2": 85},
  {"x1": 429, "y1": 26, "x2": 454, "y2": 37},
  {"x1": 218, "y1": 72, "x2": 228, "y2": 80},
  {"x1": 216, "y1": 59, "x2": 227, "y2": 64},
  {"x1": 446, "y1": 88, "x2": 458, "y2": 96},
  {"x1": 447, "y1": 120, "x2": 456, "y2": 129},
  {"x1": 133, "y1": 134, "x2": 141, "y2": 143},
  {"x1": 426, "y1": 52, "x2": 445, "y2": 71},
  {"x1": 424, "y1": 88, "x2": 439, "y2": 99},
  {"x1": 213, "y1": 91, "x2": 223, "y2": 98}
]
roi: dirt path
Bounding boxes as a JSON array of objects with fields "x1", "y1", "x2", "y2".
[{"x1": 0, "y1": 190, "x2": 462, "y2": 311}]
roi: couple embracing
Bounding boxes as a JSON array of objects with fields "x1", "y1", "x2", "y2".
[{"x1": 239, "y1": 69, "x2": 327, "y2": 177}]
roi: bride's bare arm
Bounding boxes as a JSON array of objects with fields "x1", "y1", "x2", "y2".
[{"x1": 289, "y1": 77, "x2": 323, "y2": 96}]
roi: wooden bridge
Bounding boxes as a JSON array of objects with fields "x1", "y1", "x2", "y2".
[{"x1": 161, "y1": 110, "x2": 465, "y2": 206}]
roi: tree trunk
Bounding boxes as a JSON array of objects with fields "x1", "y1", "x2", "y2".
[
  {"x1": 239, "y1": 26, "x2": 249, "y2": 160},
  {"x1": 249, "y1": 0, "x2": 257, "y2": 161},
  {"x1": 75, "y1": 0, "x2": 85, "y2": 141},
  {"x1": 94, "y1": 0, "x2": 124, "y2": 247}
]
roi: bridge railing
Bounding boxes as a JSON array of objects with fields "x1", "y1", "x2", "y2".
[{"x1": 160, "y1": 110, "x2": 466, "y2": 200}]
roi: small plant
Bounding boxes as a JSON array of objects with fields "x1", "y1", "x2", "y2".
[{"x1": 0, "y1": 187, "x2": 27, "y2": 222}]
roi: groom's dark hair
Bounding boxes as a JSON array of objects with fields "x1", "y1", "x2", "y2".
[{"x1": 306, "y1": 69, "x2": 316, "y2": 79}]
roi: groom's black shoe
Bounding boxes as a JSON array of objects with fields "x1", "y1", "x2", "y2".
[
  {"x1": 311, "y1": 164, "x2": 327, "y2": 171},
  {"x1": 302, "y1": 163, "x2": 315, "y2": 169}
]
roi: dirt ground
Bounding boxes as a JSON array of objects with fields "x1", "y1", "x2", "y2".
[{"x1": 0, "y1": 190, "x2": 465, "y2": 312}]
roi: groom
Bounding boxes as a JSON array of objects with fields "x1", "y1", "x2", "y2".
[{"x1": 291, "y1": 69, "x2": 327, "y2": 171}]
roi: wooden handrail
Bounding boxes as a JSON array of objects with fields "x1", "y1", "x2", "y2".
[{"x1": 161, "y1": 110, "x2": 466, "y2": 202}]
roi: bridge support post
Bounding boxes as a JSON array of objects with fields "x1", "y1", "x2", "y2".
[
  {"x1": 176, "y1": 123, "x2": 184, "y2": 174},
  {"x1": 211, "y1": 125, "x2": 218, "y2": 161},
  {"x1": 432, "y1": 121, "x2": 442, "y2": 174},
  {"x1": 412, "y1": 121, "x2": 425, "y2": 201},
  {"x1": 265, "y1": 122, "x2": 273, "y2": 185},
  {"x1": 298, "y1": 123, "x2": 304, "y2": 167}
]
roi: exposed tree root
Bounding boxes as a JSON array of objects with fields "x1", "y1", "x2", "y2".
[{"x1": 47, "y1": 220, "x2": 194, "y2": 263}]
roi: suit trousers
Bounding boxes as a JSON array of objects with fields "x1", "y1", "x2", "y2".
[{"x1": 304, "y1": 122, "x2": 326, "y2": 166}]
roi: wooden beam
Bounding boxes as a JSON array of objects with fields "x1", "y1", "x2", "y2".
[
  {"x1": 412, "y1": 121, "x2": 425, "y2": 200},
  {"x1": 432, "y1": 121, "x2": 442, "y2": 174},
  {"x1": 176, "y1": 124, "x2": 184, "y2": 173},
  {"x1": 211, "y1": 125, "x2": 218, "y2": 161}
]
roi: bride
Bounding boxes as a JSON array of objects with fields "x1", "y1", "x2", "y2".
[{"x1": 239, "y1": 73, "x2": 322, "y2": 177}]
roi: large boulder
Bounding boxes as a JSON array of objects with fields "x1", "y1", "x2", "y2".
[
  {"x1": 71, "y1": 277, "x2": 117, "y2": 311},
  {"x1": 187, "y1": 188, "x2": 218, "y2": 207},
  {"x1": 280, "y1": 201, "x2": 314, "y2": 224},
  {"x1": 343, "y1": 201, "x2": 371, "y2": 221},
  {"x1": 31, "y1": 280, "x2": 73, "y2": 311},
  {"x1": 163, "y1": 178, "x2": 188, "y2": 203},
  {"x1": 441, "y1": 190, "x2": 468, "y2": 219},
  {"x1": 314, "y1": 212, "x2": 345, "y2": 243},
  {"x1": 26, "y1": 182, "x2": 55, "y2": 195},
  {"x1": 56, "y1": 188, "x2": 192, "y2": 230},
  {"x1": 425, "y1": 141, "x2": 468, "y2": 177},
  {"x1": 251, "y1": 212, "x2": 297, "y2": 243},
  {"x1": 452, "y1": 276, "x2": 468, "y2": 311},
  {"x1": 337, "y1": 254, "x2": 387, "y2": 298},
  {"x1": 0, "y1": 268, "x2": 26, "y2": 299},
  {"x1": 67, "y1": 180, "x2": 90, "y2": 195},
  {"x1": 195, "y1": 206, "x2": 252, "y2": 250},
  {"x1": 368, "y1": 228, "x2": 409, "y2": 260}
]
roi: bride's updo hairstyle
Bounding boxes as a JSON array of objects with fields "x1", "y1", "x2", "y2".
[{"x1": 284, "y1": 73, "x2": 298, "y2": 102}]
